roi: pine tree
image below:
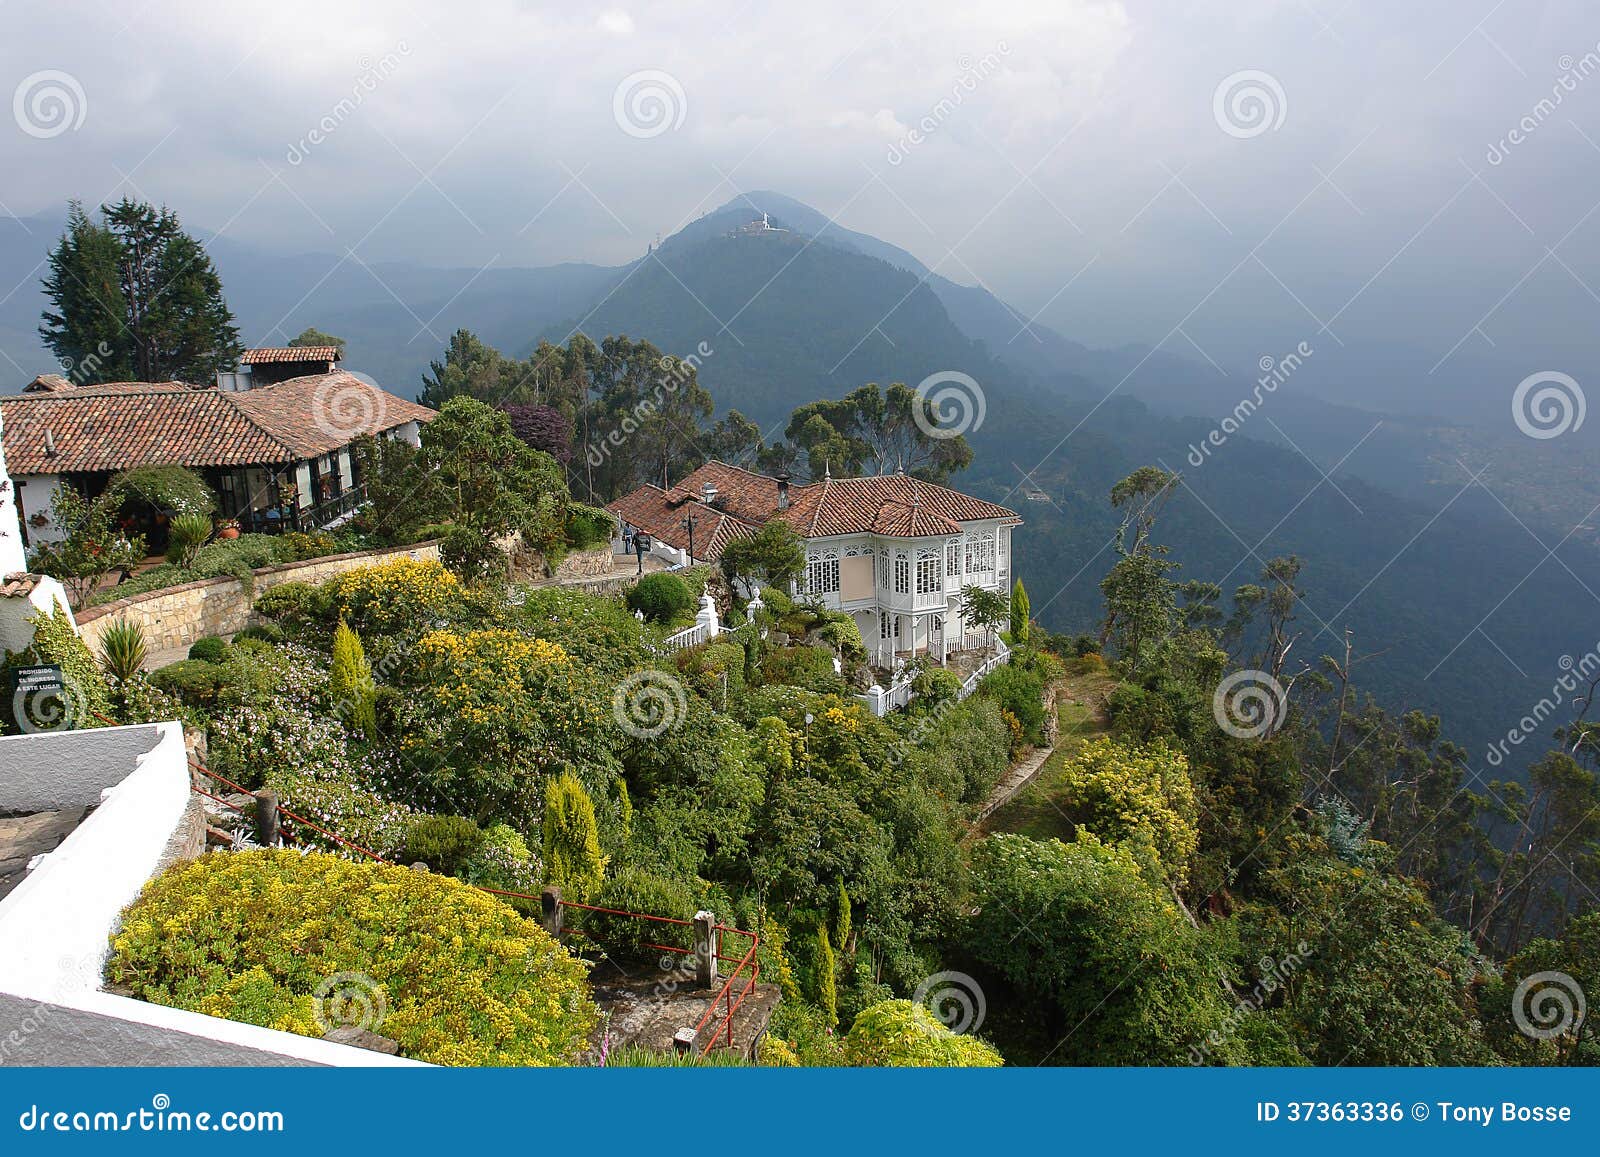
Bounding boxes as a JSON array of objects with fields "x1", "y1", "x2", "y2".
[
  {"x1": 542, "y1": 769, "x2": 608, "y2": 902},
  {"x1": 38, "y1": 201, "x2": 132, "y2": 381},
  {"x1": 1011, "y1": 578, "x2": 1030, "y2": 645},
  {"x1": 834, "y1": 880, "x2": 852, "y2": 954},
  {"x1": 40, "y1": 198, "x2": 241, "y2": 383},
  {"x1": 329, "y1": 618, "x2": 377, "y2": 741}
]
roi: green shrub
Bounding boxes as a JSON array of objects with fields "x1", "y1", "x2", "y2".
[
  {"x1": 165, "y1": 512, "x2": 213, "y2": 567},
  {"x1": 586, "y1": 867, "x2": 699, "y2": 954},
  {"x1": 329, "y1": 619, "x2": 377, "y2": 740},
  {"x1": 675, "y1": 640, "x2": 746, "y2": 704},
  {"x1": 627, "y1": 572, "x2": 694, "y2": 623},
  {"x1": 979, "y1": 662, "x2": 1047, "y2": 744},
  {"x1": 106, "y1": 465, "x2": 216, "y2": 519},
  {"x1": 841, "y1": 1000, "x2": 1003, "y2": 1067},
  {"x1": 187, "y1": 636, "x2": 231, "y2": 664},
  {"x1": 97, "y1": 618, "x2": 148, "y2": 685},
  {"x1": 815, "y1": 612, "x2": 867, "y2": 665},
  {"x1": 253, "y1": 581, "x2": 317, "y2": 624},
  {"x1": 282, "y1": 531, "x2": 337, "y2": 561},
  {"x1": 234, "y1": 622, "x2": 285, "y2": 646},
  {"x1": 148, "y1": 659, "x2": 227, "y2": 708},
  {"x1": 440, "y1": 525, "x2": 508, "y2": 585},
  {"x1": 402, "y1": 815, "x2": 485, "y2": 875},
  {"x1": 107, "y1": 849, "x2": 598, "y2": 1066},
  {"x1": 760, "y1": 645, "x2": 845, "y2": 694},
  {"x1": 543, "y1": 768, "x2": 608, "y2": 902},
  {"x1": 564, "y1": 503, "x2": 616, "y2": 550}
]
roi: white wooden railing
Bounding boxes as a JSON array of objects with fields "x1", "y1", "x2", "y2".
[
  {"x1": 857, "y1": 637, "x2": 1011, "y2": 717},
  {"x1": 660, "y1": 622, "x2": 709, "y2": 652}
]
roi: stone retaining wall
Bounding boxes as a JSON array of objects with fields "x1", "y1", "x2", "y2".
[{"x1": 74, "y1": 541, "x2": 441, "y2": 656}]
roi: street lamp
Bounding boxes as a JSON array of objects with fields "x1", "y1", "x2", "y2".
[
  {"x1": 681, "y1": 510, "x2": 698, "y2": 564},
  {"x1": 634, "y1": 532, "x2": 653, "y2": 574}
]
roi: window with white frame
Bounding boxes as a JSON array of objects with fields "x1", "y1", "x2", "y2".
[
  {"x1": 916, "y1": 549, "x2": 940, "y2": 595},
  {"x1": 894, "y1": 552, "x2": 911, "y2": 595},
  {"x1": 878, "y1": 549, "x2": 890, "y2": 591},
  {"x1": 879, "y1": 611, "x2": 899, "y2": 640},
  {"x1": 946, "y1": 541, "x2": 961, "y2": 579},
  {"x1": 966, "y1": 531, "x2": 996, "y2": 580},
  {"x1": 806, "y1": 550, "x2": 840, "y2": 595}
]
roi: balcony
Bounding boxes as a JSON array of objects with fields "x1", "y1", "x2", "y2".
[{"x1": 235, "y1": 484, "x2": 367, "y2": 535}]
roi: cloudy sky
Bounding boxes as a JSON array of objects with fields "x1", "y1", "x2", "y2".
[{"x1": 5, "y1": 0, "x2": 1600, "y2": 392}]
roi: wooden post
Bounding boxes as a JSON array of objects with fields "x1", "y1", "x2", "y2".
[
  {"x1": 541, "y1": 886, "x2": 563, "y2": 939},
  {"x1": 253, "y1": 790, "x2": 279, "y2": 847},
  {"x1": 694, "y1": 910, "x2": 718, "y2": 988}
]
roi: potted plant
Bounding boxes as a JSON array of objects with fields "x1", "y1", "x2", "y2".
[{"x1": 215, "y1": 517, "x2": 240, "y2": 541}]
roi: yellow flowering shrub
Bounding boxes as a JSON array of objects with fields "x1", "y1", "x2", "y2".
[
  {"x1": 325, "y1": 558, "x2": 463, "y2": 638},
  {"x1": 396, "y1": 629, "x2": 609, "y2": 823},
  {"x1": 842, "y1": 1000, "x2": 1003, "y2": 1067},
  {"x1": 108, "y1": 850, "x2": 597, "y2": 1066},
  {"x1": 1059, "y1": 736, "x2": 1198, "y2": 881}
]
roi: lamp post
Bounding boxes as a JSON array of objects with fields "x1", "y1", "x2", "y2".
[
  {"x1": 682, "y1": 511, "x2": 697, "y2": 564},
  {"x1": 634, "y1": 532, "x2": 653, "y2": 574}
]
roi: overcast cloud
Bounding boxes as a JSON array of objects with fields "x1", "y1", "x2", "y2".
[{"x1": 5, "y1": 0, "x2": 1600, "y2": 393}]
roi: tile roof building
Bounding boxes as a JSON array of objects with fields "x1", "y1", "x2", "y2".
[
  {"x1": 608, "y1": 461, "x2": 1021, "y2": 666},
  {"x1": 2, "y1": 366, "x2": 434, "y2": 547}
]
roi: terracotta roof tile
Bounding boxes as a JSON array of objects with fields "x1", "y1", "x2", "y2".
[
  {"x1": 607, "y1": 483, "x2": 758, "y2": 564},
  {"x1": 239, "y1": 347, "x2": 341, "y2": 364},
  {"x1": 1, "y1": 372, "x2": 435, "y2": 475},
  {"x1": 609, "y1": 461, "x2": 1021, "y2": 553},
  {"x1": 782, "y1": 471, "x2": 1021, "y2": 538}
]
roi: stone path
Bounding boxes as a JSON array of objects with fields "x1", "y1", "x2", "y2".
[{"x1": 972, "y1": 742, "x2": 1056, "y2": 825}]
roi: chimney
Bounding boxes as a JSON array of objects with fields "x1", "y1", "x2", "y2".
[{"x1": 776, "y1": 472, "x2": 790, "y2": 511}]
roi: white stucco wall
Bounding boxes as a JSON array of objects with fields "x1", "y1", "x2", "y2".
[
  {"x1": 12, "y1": 474, "x2": 67, "y2": 548},
  {"x1": 0, "y1": 576, "x2": 75, "y2": 657}
]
